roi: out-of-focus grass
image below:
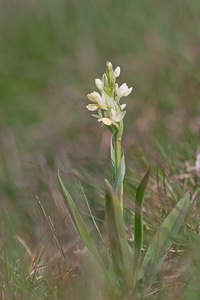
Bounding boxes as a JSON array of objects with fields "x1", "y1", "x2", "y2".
[{"x1": 1, "y1": 0, "x2": 200, "y2": 299}]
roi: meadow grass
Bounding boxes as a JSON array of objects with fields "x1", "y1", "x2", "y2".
[{"x1": 1, "y1": 0, "x2": 200, "y2": 299}]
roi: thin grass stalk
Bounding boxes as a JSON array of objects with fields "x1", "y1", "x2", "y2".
[
  {"x1": 79, "y1": 181, "x2": 105, "y2": 245},
  {"x1": 36, "y1": 196, "x2": 69, "y2": 270}
]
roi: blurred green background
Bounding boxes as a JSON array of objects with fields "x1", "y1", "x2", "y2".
[{"x1": 1, "y1": 0, "x2": 200, "y2": 298}]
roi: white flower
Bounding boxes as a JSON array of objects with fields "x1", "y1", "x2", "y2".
[
  {"x1": 86, "y1": 92, "x2": 107, "y2": 111},
  {"x1": 119, "y1": 83, "x2": 133, "y2": 97},
  {"x1": 86, "y1": 62, "x2": 133, "y2": 127},
  {"x1": 109, "y1": 108, "x2": 126, "y2": 124},
  {"x1": 87, "y1": 91, "x2": 102, "y2": 103},
  {"x1": 92, "y1": 107, "x2": 126, "y2": 128},
  {"x1": 114, "y1": 66, "x2": 120, "y2": 78},
  {"x1": 86, "y1": 104, "x2": 99, "y2": 111},
  {"x1": 95, "y1": 78, "x2": 103, "y2": 91}
]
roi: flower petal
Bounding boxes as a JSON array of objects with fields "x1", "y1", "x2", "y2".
[
  {"x1": 91, "y1": 114, "x2": 100, "y2": 119},
  {"x1": 98, "y1": 118, "x2": 112, "y2": 125},
  {"x1": 119, "y1": 83, "x2": 133, "y2": 97},
  {"x1": 114, "y1": 66, "x2": 120, "y2": 78},
  {"x1": 95, "y1": 78, "x2": 103, "y2": 91},
  {"x1": 120, "y1": 103, "x2": 126, "y2": 110},
  {"x1": 124, "y1": 87, "x2": 133, "y2": 97},
  {"x1": 87, "y1": 92, "x2": 101, "y2": 103},
  {"x1": 119, "y1": 83, "x2": 127, "y2": 92},
  {"x1": 115, "y1": 111, "x2": 126, "y2": 122},
  {"x1": 86, "y1": 104, "x2": 99, "y2": 111},
  {"x1": 107, "y1": 61, "x2": 113, "y2": 69}
]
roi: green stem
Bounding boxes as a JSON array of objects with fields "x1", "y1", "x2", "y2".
[
  {"x1": 114, "y1": 133, "x2": 121, "y2": 175},
  {"x1": 114, "y1": 121, "x2": 124, "y2": 210}
]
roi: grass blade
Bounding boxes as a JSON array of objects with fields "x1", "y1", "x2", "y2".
[
  {"x1": 58, "y1": 171, "x2": 104, "y2": 268},
  {"x1": 79, "y1": 181, "x2": 105, "y2": 245},
  {"x1": 133, "y1": 168, "x2": 150, "y2": 285},
  {"x1": 139, "y1": 192, "x2": 190, "y2": 285},
  {"x1": 36, "y1": 196, "x2": 69, "y2": 270}
]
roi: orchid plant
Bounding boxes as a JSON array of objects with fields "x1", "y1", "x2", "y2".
[
  {"x1": 57, "y1": 62, "x2": 190, "y2": 299},
  {"x1": 86, "y1": 61, "x2": 132, "y2": 210}
]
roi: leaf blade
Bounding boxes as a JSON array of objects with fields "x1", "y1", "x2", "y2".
[
  {"x1": 58, "y1": 171, "x2": 104, "y2": 267},
  {"x1": 134, "y1": 169, "x2": 150, "y2": 275},
  {"x1": 139, "y1": 192, "x2": 190, "y2": 284}
]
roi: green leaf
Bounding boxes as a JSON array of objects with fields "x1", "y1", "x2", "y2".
[
  {"x1": 105, "y1": 179, "x2": 133, "y2": 289},
  {"x1": 134, "y1": 169, "x2": 150, "y2": 273},
  {"x1": 58, "y1": 171, "x2": 104, "y2": 268},
  {"x1": 139, "y1": 192, "x2": 190, "y2": 284}
]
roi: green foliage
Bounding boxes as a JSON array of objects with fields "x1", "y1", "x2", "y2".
[
  {"x1": 113, "y1": 154, "x2": 126, "y2": 193},
  {"x1": 105, "y1": 179, "x2": 133, "y2": 292},
  {"x1": 139, "y1": 192, "x2": 190, "y2": 286},
  {"x1": 58, "y1": 171, "x2": 105, "y2": 270},
  {"x1": 133, "y1": 168, "x2": 150, "y2": 286}
]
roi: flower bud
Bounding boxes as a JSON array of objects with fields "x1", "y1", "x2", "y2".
[
  {"x1": 114, "y1": 66, "x2": 120, "y2": 78},
  {"x1": 95, "y1": 78, "x2": 103, "y2": 91},
  {"x1": 106, "y1": 61, "x2": 113, "y2": 70},
  {"x1": 87, "y1": 91, "x2": 102, "y2": 103}
]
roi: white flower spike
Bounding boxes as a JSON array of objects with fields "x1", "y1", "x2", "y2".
[{"x1": 86, "y1": 61, "x2": 132, "y2": 128}]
